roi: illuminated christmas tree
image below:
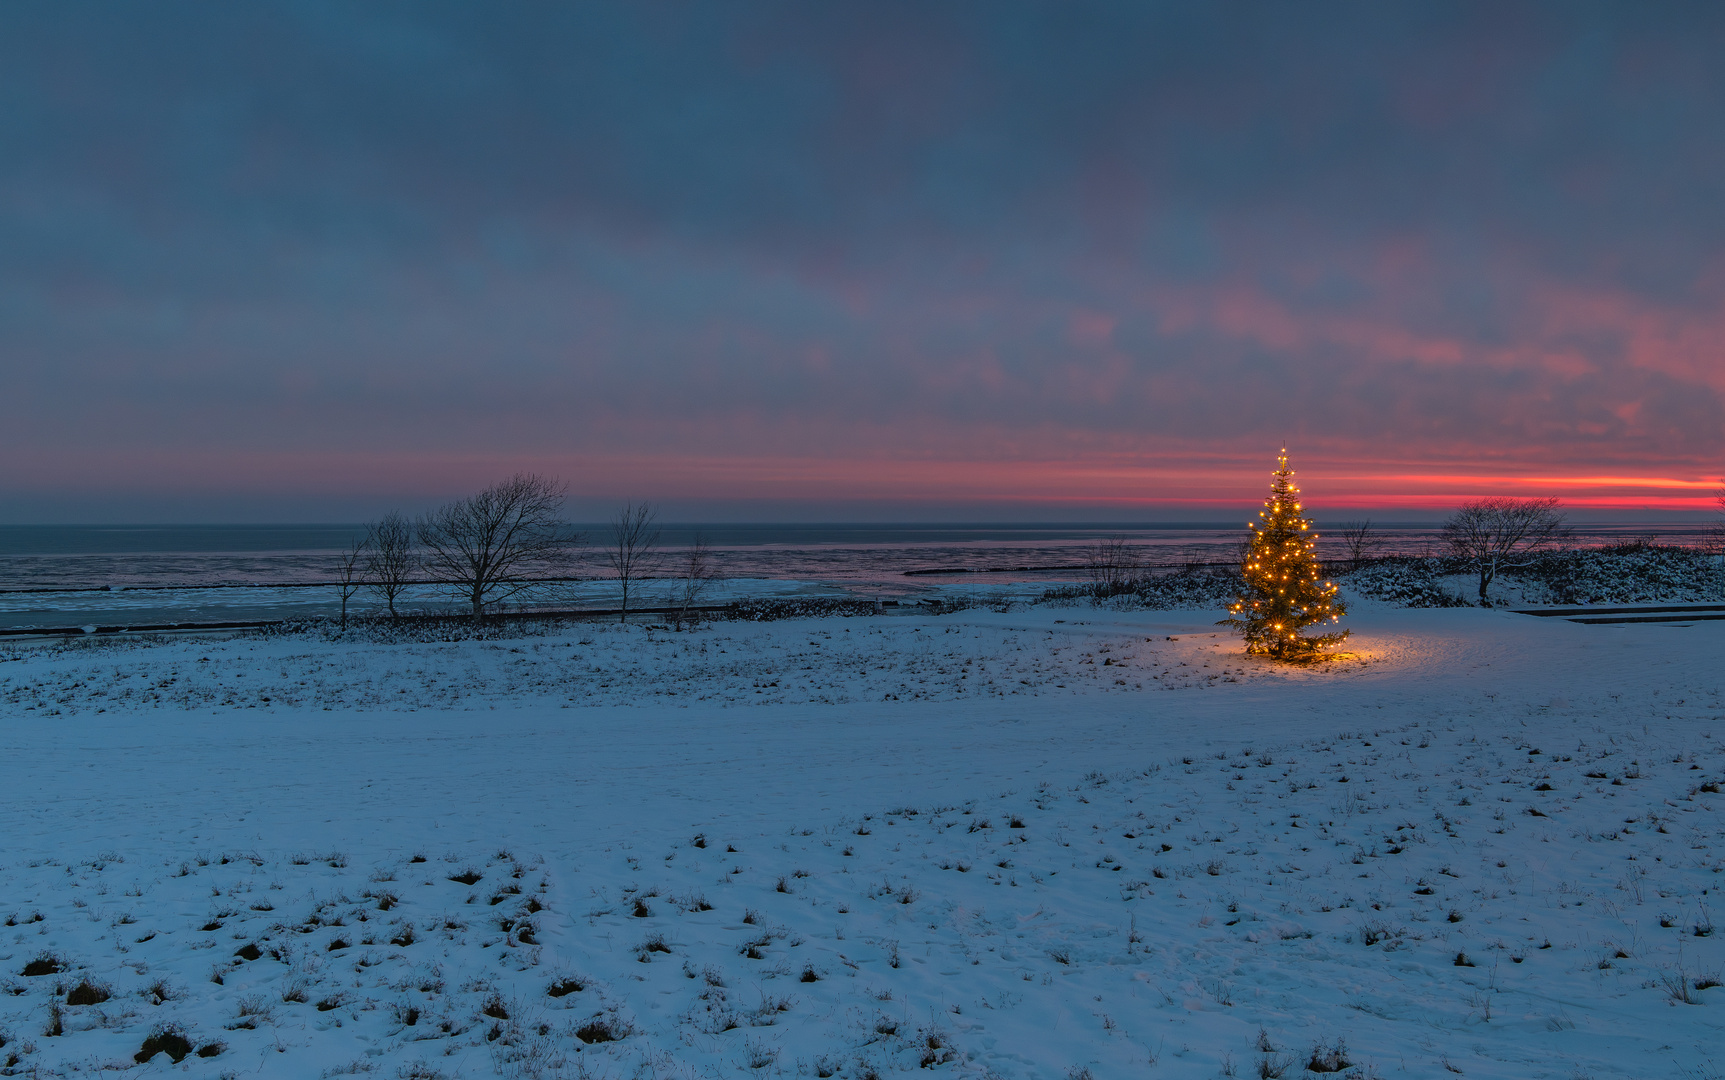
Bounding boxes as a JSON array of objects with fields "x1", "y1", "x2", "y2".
[{"x1": 1223, "y1": 449, "x2": 1350, "y2": 659}]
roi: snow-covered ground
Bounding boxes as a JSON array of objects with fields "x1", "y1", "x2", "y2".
[{"x1": 0, "y1": 600, "x2": 1721, "y2": 1079}]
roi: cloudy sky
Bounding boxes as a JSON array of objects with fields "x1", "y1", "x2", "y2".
[{"x1": 4, "y1": 1, "x2": 1723, "y2": 521}]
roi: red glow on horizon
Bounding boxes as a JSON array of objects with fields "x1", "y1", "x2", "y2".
[{"x1": 12, "y1": 447, "x2": 1719, "y2": 516}]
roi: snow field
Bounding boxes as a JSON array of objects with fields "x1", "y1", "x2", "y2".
[
  {"x1": 0, "y1": 614, "x2": 1297, "y2": 714},
  {"x1": 0, "y1": 605, "x2": 1721, "y2": 1079}
]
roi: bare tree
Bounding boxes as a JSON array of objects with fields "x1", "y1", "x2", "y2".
[
  {"x1": 364, "y1": 511, "x2": 415, "y2": 618},
  {"x1": 669, "y1": 532, "x2": 717, "y2": 630},
  {"x1": 334, "y1": 535, "x2": 368, "y2": 629},
  {"x1": 1709, "y1": 486, "x2": 1725, "y2": 557},
  {"x1": 417, "y1": 474, "x2": 575, "y2": 620},
  {"x1": 1083, "y1": 536, "x2": 1139, "y2": 596},
  {"x1": 1336, "y1": 519, "x2": 1379, "y2": 572},
  {"x1": 1442, "y1": 497, "x2": 1571, "y2": 604},
  {"x1": 606, "y1": 502, "x2": 661, "y2": 622}
]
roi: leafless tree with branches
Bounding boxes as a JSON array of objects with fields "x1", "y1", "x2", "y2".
[
  {"x1": 1083, "y1": 536, "x2": 1140, "y2": 596},
  {"x1": 1336, "y1": 519, "x2": 1379, "y2": 572},
  {"x1": 606, "y1": 502, "x2": 661, "y2": 622},
  {"x1": 334, "y1": 535, "x2": 368, "y2": 629},
  {"x1": 1442, "y1": 496, "x2": 1571, "y2": 604},
  {"x1": 417, "y1": 473, "x2": 575, "y2": 620},
  {"x1": 364, "y1": 510, "x2": 415, "y2": 618},
  {"x1": 669, "y1": 532, "x2": 717, "y2": 630},
  {"x1": 1709, "y1": 486, "x2": 1725, "y2": 557}
]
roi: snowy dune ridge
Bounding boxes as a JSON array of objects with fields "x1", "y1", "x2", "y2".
[{"x1": 0, "y1": 602, "x2": 1722, "y2": 1079}]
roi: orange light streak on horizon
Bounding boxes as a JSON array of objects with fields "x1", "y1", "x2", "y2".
[
  {"x1": 1322, "y1": 473, "x2": 1721, "y2": 491},
  {"x1": 942, "y1": 493, "x2": 1723, "y2": 511},
  {"x1": 15, "y1": 448, "x2": 1720, "y2": 512}
]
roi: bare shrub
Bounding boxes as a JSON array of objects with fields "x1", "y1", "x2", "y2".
[
  {"x1": 669, "y1": 532, "x2": 717, "y2": 630},
  {"x1": 1336, "y1": 519, "x2": 1380, "y2": 571},
  {"x1": 335, "y1": 536, "x2": 367, "y2": 629},
  {"x1": 229, "y1": 995, "x2": 273, "y2": 1029},
  {"x1": 1083, "y1": 536, "x2": 1139, "y2": 594},
  {"x1": 742, "y1": 1037, "x2": 779, "y2": 1070},
  {"x1": 1664, "y1": 967, "x2": 1700, "y2": 1005},
  {"x1": 1707, "y1": 486, "x2": 1725, "y2": 556},
  {"x1": 636, "y1": 933, "x2": 672, "y2": 961}
]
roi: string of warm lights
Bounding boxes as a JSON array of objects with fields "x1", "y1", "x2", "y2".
[{"x1": 1222, "y1": 448, "x2": 1350, "y2": 659}]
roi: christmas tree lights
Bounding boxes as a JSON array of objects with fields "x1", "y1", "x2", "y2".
[{"x1": 1223, "y1": 448, "x2": 1350, "y2": 660}]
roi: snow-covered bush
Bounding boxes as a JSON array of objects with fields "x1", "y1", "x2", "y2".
[
  {"x1": 1039, "y1": 569, "x2": 1242, "y2": 611},
  {"x1": 264, "y1": 615, "x2": 562, "y2": 644},
  {"x1": 1509, "y1": 544, "x2": 1725, "y2": 605},
  {"x1": 1340, "y1": 559, "x2": 1471, "y2": 608},
  {"x1": 1339, "y1": 546, "x2": 1723, "y2": 607},
  {"x1": 912, "y1": 594, "x2": 1017, "y2": 615},
  {"x1": 721, "y1": 598, "x2": 881, "y2": 621}
]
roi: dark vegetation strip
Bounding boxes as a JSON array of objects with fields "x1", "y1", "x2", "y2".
[
  {"x1": 1512, "y1": 603, "x2": 1725, "y2": 617},
  {"x1": 1563, "y1": 612, "x2": 1725, "y2": 625},
  {"x1": 905, "y1": 561, "x2": 1238, "y2": 576},
  {"x1": 0, "y1": 597, "x2": 900, "y2": 639},
  {"x1": 0, "y1": 576, "x2": 582, "y2": 596}
]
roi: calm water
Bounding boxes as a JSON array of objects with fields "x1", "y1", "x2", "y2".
[{"x1": 0, "y1": 521, "x2": 1713, "y2": 630}]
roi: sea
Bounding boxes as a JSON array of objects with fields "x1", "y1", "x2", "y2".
[{"x1": 0, "y1": 521, "x2": 1714, "y2": 632}]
